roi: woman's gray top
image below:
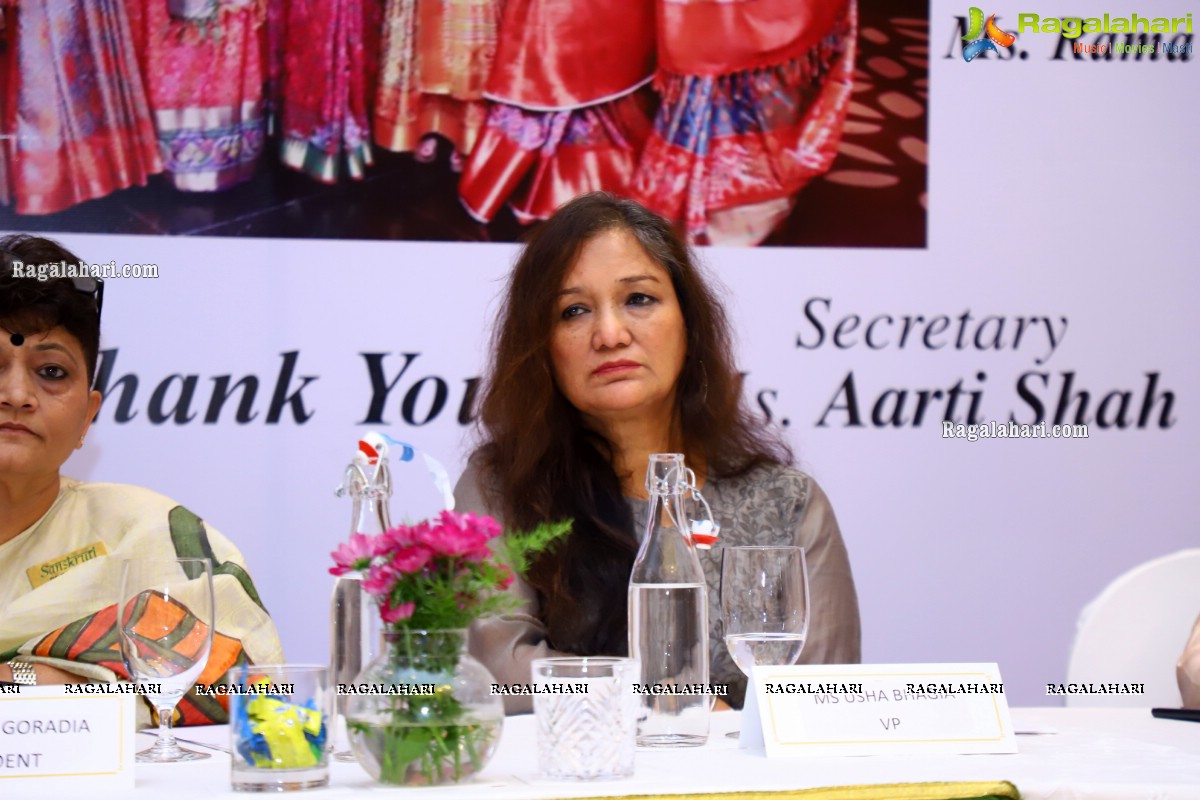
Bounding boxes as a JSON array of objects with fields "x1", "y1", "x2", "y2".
[{"x1": 455, "y1": 460, "x2": 862, "y2": 713}]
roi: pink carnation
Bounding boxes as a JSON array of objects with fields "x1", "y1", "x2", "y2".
[
  {"x1": 389, "y1": 544, "x2": 433, "y2": 574},
  {"x1": 362, "y1": 562, "x2": 398, "y2": 597},
  {"x1": 458, "y1": 511, "x2": 502, "y2": 541},
  {"x1": 418, "y1": 511, "x2": 496, "y2": 559},
  {"x1": 329, "y1": 532, "x2": 378, "y2": 576},
  {"x1": 380, "y1": 598, "x2": 416, "y2": 624},
  {"x1": 331, "y1": 507, "x2": 518, "y2": 631},
  {"x1": 383, "y1": 522, "x2": 423, "y2": 549}
]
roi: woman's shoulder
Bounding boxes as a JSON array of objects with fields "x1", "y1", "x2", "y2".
[
  {"x1": 60, "y1": 478, "x2": 249, "y2": 559},
  {"x1": 453, "y1": 453, "x2": 502, "y2": 521},
  {"x1": 709, "y1": 461, "x2": 816, "y2": 509},
  {"x1": 708, "y1": 463, "x2": 841, "y2": 548},
  {"x1": 701, "y1": 462, "x2": 810, "y2": 541},
  {"x1": 60, "y1": 478, "x2": 212, "y2": 529},
  {"x1": 62, "y1": 477, "x2": 178, "y2": 507}
]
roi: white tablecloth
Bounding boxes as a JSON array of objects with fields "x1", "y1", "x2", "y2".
[{"x1": 10, "y1": 708, "x2": 1200, "y2": 799}]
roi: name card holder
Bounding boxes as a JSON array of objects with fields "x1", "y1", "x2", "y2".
[
  {"x1": 740, "y1": 663, "x2": 1017, "y2": 757},
  {"x1": 0, "y1": 686, "x2": 135, "y2": 789}
]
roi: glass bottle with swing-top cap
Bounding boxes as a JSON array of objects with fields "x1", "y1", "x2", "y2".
[
  {"x1": 329, "y1": 436, "x2": 391, "y2": 761},
  {"x1": 627, "y1": 453, "x2": 719, "y2": 747}
]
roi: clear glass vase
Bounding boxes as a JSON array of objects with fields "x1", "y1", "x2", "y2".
[{"x1": 345, "y1": 629, "x2": 504, "y2": 785}]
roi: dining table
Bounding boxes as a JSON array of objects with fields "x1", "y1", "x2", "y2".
[{"x1": 7, "y1": 707, "x2": 1200, "y2": 799}]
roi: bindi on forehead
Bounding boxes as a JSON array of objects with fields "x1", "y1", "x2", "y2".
[
  {"x1": 0, "y1": 328, "x2": 82, "y2": 364},
  {"x1": 1, "y1": 325, "x2": 27, "y2": 346}
]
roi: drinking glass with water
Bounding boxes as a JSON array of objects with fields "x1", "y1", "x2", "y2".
[{"x1": 720, "y1": 544, "x2": 809, "y2": 723}]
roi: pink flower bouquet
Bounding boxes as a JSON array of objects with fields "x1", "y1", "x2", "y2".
[
  {"x1": 330, "y1": 510, "x2": 568, "y2": 631},
  {"x1": 329, "y1": 511, "x2": 569, "y2": 785}
]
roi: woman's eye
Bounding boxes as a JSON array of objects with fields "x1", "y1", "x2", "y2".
[
  {"x1": 38, "y1": 365, "x2": 68, "y2": 381},
  {"x1": 627, "y1": 292, "x2": 656, "y2": 307},
  {"x1": 560, "y1": 304, "x2": 587, "y2": 320}
]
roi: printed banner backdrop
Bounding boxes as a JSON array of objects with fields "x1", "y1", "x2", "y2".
[
  {"x1": 4, "y1": 1, "x2": 1199, "y2": 706},
  {"x1": 0, "y1": 0, "x2": 924, "y2": 247}
]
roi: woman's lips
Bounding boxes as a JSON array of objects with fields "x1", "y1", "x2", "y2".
[
  {"x1": 0, "y1": 422, "x2": 35, "y2": 435},
  {"x1": 593, "y1": 360, "x2": 640, "y2": 376}
]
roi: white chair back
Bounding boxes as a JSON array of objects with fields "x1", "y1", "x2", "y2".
[{"x1": 1066, "y1": 548, "x2": 1200, "y2": 708}]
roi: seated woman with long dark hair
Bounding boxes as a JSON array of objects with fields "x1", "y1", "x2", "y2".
[{"x1": 456, "y1": 192, "x2": 860, "y2": 712}]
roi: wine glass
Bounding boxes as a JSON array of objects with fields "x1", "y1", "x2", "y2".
[
  {"x1": 118, "y1": 557, "x2": 215, "y2": 763},
  {"x1": 720, "y1": 546, "x2": 808, "y2": 736}
]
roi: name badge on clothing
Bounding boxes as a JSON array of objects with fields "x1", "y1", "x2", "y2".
[{"x1": 26, "y1": 541, "x2": 109, "y2": 588}]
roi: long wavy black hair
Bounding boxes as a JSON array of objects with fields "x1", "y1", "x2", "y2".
[{"x1": 473, "y1": 192, "x2": 791, "y2": 655}]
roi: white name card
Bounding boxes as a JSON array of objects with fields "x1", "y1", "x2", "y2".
[
  {"x1": 0, "y1": 686, "x2": 135, "y2": 789},
  {"x1": 741, "y1": 663, "x2": 1017, "y2": 757}
]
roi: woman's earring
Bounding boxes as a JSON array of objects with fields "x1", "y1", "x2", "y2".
[{"x1": 78, "y1": 437, "x2": 85, "y2": 448}]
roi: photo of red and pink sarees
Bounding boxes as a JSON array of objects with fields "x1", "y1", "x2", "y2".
[
  {"x1": 374, "y1": 0, "x2": 500, "y2": 167},
  {"x1": 457, "y1": 0, "x2": 657, "y2": 224},
  {"x1": 455, "y1": 0, "x2": 857, "y2": 244},
  {"x1": 277, "y1": 0, "x2": 381, "y2": 183},
  {"x1": 1, "y1": 0, "x2": 921, "y2": 248},
  {"x1": 633, "y1": 0, "x2": 858, "y2": 244},
  {"x1": 127, "y1": 0, "x2": 269, "y2": 192},
  {"x1": 0, "y1": 0, "x2": 161, "y2": 214}
]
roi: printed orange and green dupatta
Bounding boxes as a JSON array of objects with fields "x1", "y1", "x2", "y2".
[
  {"x1": 0, "y1": 505, "x2": 279, "y2": 726},
  {"x1": 29, "y1": 592, "x2": 248, "y2": 725}
]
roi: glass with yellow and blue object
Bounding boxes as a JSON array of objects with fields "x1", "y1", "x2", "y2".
[{"x1": 229, "y1": 664, "x2": 331, "y2": 791}]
